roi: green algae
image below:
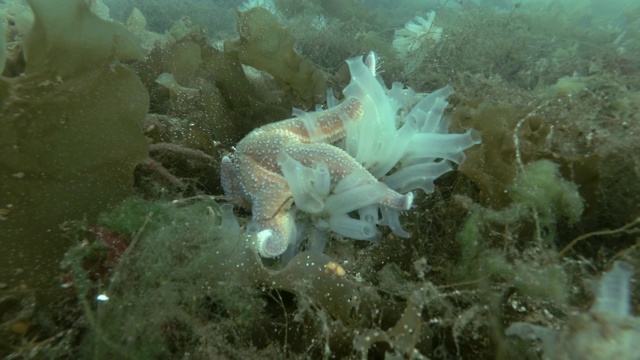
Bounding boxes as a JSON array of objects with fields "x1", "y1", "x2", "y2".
[
  {"x1": 227, "y1": 7, "x2": 327, "y2": 106},
  {"x1": 0, "y1": 0, "x2": 149, "y2": 290},
  {"x1": 133, "y1": 16, "x2": 289, "y2": 146},
  {"x1": 454, "y1": 159, "x2": 584, "y2": 302},
  {"x1": 508, "y1": 160, "x2": 584, "y2": 232},
  {"x1": 23, "y1": 0, "x2": 143, "y2": 77},
  {"x1": 63, "y1": 197, "x2": 380, "y2": 358},
  {"x1": 0, "y1": 19, "x2": 5, "y2": 74}
]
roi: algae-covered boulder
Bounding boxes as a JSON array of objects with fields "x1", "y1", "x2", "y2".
[{"x1": 0, "y1": 0, "x2": 149, "y2": 291}]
